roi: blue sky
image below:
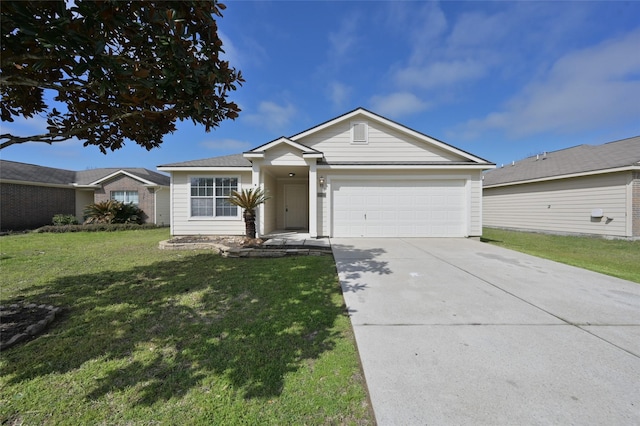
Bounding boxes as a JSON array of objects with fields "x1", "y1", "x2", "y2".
[{"x1": 2, "y1": 1, "x2": 639, "y2": 171}]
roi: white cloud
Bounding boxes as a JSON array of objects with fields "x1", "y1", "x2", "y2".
[
  {"x1": 244, "y1": 101, "x2": 297, "y2": 133},
  {"x1": 327, "y1": 81, "x2": 351, "y2": 109},
  {"x1": 395, "y1": 59, "x2": 488, "y2": 90},
  {"x1": 386, "y1": 2, "x2": 448, "y2": 64},
  {"x1": 218, "y1": 31, "x2": 239, "y2": 67},
  {"x1": 458, "y1": 28, "x2": 640, "y2": 138},
  {"x1": 327, "y1": 14, "x2": 361, "y2": 68},
  {"x1": 370, "y1": 92, "x2": 430, "y2": 118},
  {"x1": 199, "y1": 138, "x2": 252, "y2": 152}
]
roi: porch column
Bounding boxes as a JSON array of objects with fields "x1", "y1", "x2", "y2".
[
  {"x1": 251, "y1": 161, "x2": 264, "y2": 237},
  {"x1": 308, "y1": 160, "x2": 318, "y2": 238}
]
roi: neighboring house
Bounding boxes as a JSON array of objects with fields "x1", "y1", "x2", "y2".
[
  {"x1": 0, "y1": 160, "x2": 170, "y2": 231},
  {"x1": 483, "y1": 136, "x2": 640, "y2": 239},
  {"x1": 158, "y1": 108, "x2": 494, "y2": 238}
]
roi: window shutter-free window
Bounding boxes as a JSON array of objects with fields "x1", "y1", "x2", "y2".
[
  {"x1": 111, "y1": 191, "x2": 139, "y2": 205},
  {"x1": 190, "y1": 177, "x2": 239, "y2": 218}
]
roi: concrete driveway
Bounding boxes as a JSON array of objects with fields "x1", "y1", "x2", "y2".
[{"x1": 331, "y1": 238, "x2": 640, "y2": 425}]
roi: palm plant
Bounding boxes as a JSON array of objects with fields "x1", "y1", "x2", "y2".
[
  {"x1": 83, "y1": 200, "x2": 144, "y2": 224},
  {"x1": 228, "y1": 187, "x2": 270, "y2": 238}
]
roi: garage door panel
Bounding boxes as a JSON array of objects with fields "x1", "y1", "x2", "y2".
[{"x1": 332, "y1": 179, "x2": 466, "y2": 237}]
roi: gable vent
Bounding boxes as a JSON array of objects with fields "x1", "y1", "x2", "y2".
[{"x1": 351, "y1": 122, "x2": 368, "y2": 144}]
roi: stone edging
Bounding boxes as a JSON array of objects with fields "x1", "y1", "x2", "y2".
[
  {"x1": 223, "y1": 247, "x2": 332, "y2": 258},
  {"x1": 0, "y1": 303, "x2": 63, "y2": 351},
  {"x1": 158, "y1": 240, "x2": 332, "y2": 257}
]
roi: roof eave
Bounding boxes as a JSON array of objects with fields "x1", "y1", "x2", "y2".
[
  {"x1": 0, "y1": 179, "x2": 76, "y2": 189},
  {"x1": 318, "y1": 163, "x2": 495, "y2": 170},
  {"x1": 484, "y1": 165, "x2": 640, "y2": 188},
  {"x1": 157, "y1": 166, "x2": 252, "y2": 172},
  {"x1": 88, "y1": 170, "x2": 157, "y2": 186}
]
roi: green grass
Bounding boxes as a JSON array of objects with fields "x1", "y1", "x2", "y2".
[
  {"x1": 482, "y1": 228, "x2": 640, "y2": 283},
  {"x1": 0, "y1": 229, "x2": 373, "y2": 425}
]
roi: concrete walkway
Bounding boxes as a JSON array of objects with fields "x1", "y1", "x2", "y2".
[
  {"x1": 331, "y1": 238, "x2": 640, "y2": 425},
  {"x1": 262, "y1": 230, "x2": 331, "y2": 248}
]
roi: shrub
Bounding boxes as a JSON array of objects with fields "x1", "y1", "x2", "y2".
[
  {"x1": 35, "y1": 223, "x2": 164, "y2": 233},
  {"x1": 83, "y1": 200, "x2": 145, "y2": 225},
  {"x1": 52, "y1": 214, "x2": 79, "y2": 226}
]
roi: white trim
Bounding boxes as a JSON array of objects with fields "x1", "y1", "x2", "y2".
[
  {"x1": 625, "y1": 172, "x2": 633, "y2": 237},
  {"x1": 308, "y1": 161, "x2": 318, "y2": 238},
  {"x1": 302, "y1": 152, "x2": 323, "y2": 159},
  {"x1": 187, "y1": 174, "x2": 242, "y2": 220},
  {"x1": 318, "y1": 164, "x2": 493, "y2": 170},
  {"x1": 158, "y1": 166, "x2": 251, "y2": 172},
  {"x1": 484, "y1": 165, "x2": 640, "y2": 188},
  {"x1": 88, "y1": 170, "x2": 158, "y2": 186},
  {"x1": 244, "y1": 137, "x2": 322, "y2": 157}
]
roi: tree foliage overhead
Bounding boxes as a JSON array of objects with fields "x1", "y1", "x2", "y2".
[{"x1": 0, "y1": 0, "x2": 244, "y2": 152}]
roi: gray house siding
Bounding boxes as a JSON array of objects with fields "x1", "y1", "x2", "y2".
[
  {"x1": 0, "y1": 182, "x2": 76, "y2": 231},
  {"x1": 484, "y1": 172, "x2": 634, "y2": 238},
  {"x1": 633, "y1": 171, "x2": 640, "y2": 237}
]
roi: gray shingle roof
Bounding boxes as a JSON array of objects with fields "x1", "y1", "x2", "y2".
[
  {"x1": 0, "y1": 160, "x2": 76, "y2": 185},
  {"x1": 0, "y1": 160, "x2": 169, "y2": 186},
  {"x1": 483, "y1": 136, "x2": 640, "y2": 187},
  {"x1": 158, "y1": 153, "x2": 251, "y2": 168},
  {"x1": 75, "y1": 168, "x2": 170, "y2": 186}
]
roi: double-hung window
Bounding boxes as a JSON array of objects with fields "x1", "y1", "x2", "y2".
[
  {"x1": 190, "y1": 177, "x2": 239, "y2": 218},
  {"x1": 111, "y1": 190, "x2": 139, "y2": 205}
]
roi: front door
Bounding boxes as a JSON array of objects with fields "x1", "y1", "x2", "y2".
[{"x1": 284, "y1": 184, "x2": 308, "y2": 229}]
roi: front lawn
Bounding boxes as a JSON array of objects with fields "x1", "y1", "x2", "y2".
[
  {"x1": 0, "y1": 229, "x2": 372, "y2": 424},
  {"x1": 482, "y1": 228, "x2": 640, "y2": 283}
]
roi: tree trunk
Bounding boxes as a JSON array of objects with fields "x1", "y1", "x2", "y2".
[{"x1": 243, "y1": 209, "x2": 256, "y2": 238}]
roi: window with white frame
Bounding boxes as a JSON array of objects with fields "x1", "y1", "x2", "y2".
[
  {"x1": 111, "y1": 190, "x2": 139, "y2": 205},
  {"x1": 351, "y1": 121, "x2": 368, "y2": 144},
  {"x1": 190, "y1": 177, "x2": 239, "y2": 218}
]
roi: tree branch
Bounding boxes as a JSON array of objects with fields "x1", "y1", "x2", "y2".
[{"x1": 0, "y1": 133, "x2": 73, "y2": 150}]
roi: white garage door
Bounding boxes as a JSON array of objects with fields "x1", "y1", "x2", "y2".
[{"x1": 332, "y1": 179, "x2": 466, "y2": 237}]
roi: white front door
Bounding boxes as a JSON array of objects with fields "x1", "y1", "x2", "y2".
[
  {"x1": 284, "y1": 184, "x2": 308, "y2": 229},
  {"x1": 332, "y1": 179, "x2": 466, "y2": 237}
]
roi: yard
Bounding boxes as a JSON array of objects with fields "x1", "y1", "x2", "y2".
[
  {"x1": 482, "y1": 228, "x2": 640, "y2": 283},
  {"x1": 0, "y1": 229, "x2": 373, "y2": 425}
]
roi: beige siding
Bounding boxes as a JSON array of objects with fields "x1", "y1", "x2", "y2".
[
  {"x1": 75, "y1": 190, "x2": 94, "y2": 221},
  {"x1": 154, "y1": 187, "x2": 170, "y2": 226},
  {"x1": 262, "y1": 172, "x2": 277, "y2": 234},
  {"x1": 298, "y1": 119, "x2": 467, "y2": 163},
  {"x1": 633, "y1": 172, "x2": 640, "y2": 237},
  {"x1": 469, "y1": 172, "x2": 483, "y2": 236},
  {"x1": 264, "y1": 146, "x2": 306, "y2": 165},
  {"x1": 169, "y1": 171, "x2": 251, "y2": 236},
  {"x1": 484, "y1": 172, "x2": 632, "y2": 237},
  {"x1": 317, "y1": 190, "x2": 328, "y2": 237}
]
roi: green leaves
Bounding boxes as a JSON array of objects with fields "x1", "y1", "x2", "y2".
[
  {"x1": 1, "y1": 0, "x2": 244, "y2": 152},
  {"x1": 228, "y1": 188, "x2": 271, "y2": 212},
  {"x1": 83, "y1": 200, "x2": 145, "y2": 225}
]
